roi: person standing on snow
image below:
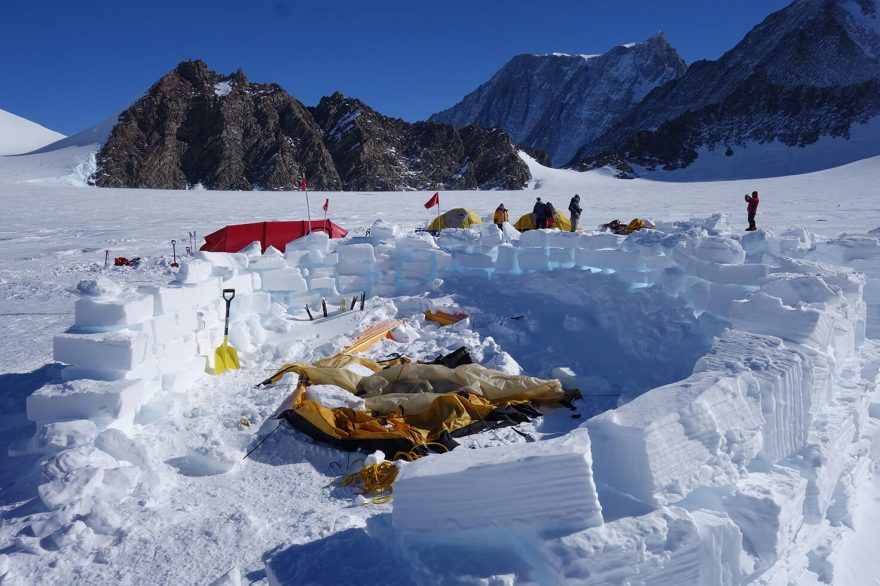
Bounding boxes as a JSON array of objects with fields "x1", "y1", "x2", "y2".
[
  {"x1": 533, "y1": 197, "x2": 547, "y2": 229},
  {"x1": 544, "y1": 202, "x2": 556, "y2": 228},
  {"x1": 568, "y1": 194, "x2": 582, "y2": 232},
  {"x1": 745, "y1": 191, "x2": 760, "y2": 231},
  {"x1": 494, "y1": 203, "x2": 509, "y2": 229}
]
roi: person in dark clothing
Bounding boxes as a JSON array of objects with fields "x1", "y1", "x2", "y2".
[
  {"x1": 568, "y1": 194, "x2": 582, "y2": 232},
  {"x1": 544, "y1": 202, "x2": 556, "y2": 228},
  {"x1": 745, "y1": 191, "x2": 759, "y2": 231},
  {"x1": 533, "y1": 197, "x2": 547, "y2": 229}
]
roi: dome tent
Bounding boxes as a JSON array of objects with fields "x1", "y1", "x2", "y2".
[
  {"x1": 514, "y1": 210, "x2": 572, "y2": 232},
  {"x1": 426, "y1": 208, "x2": 483, "y2": 233}
]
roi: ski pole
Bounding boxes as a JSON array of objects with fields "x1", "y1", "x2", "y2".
[
  {"x1": 104, "y1": 250, "x2": 110, "y2": 268},
  {"x1": 350, "y1": 296, "x2": 357, "y2": 310},
  {"x1": 305, "y1": 305, "x2": 314, "y2": 321},
  {"x1": 360, "y1": 291, "x2": 365, "y2": 311},
  {"x1": 321, "y1": 298, "x2": 328, "y2": 318}
]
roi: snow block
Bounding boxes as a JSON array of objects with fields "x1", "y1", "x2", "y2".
[
  {"x1": 194, "y1": 251, "x2": 249, "y2": 273},
  {"x1": 587, "y1": 371, "x2": 764, "y2": 505},
  {"x1": 518, "y1": 248, "x2": 550, "y2": 272},
  {"x1": 221, "y1": 272, "x2": 256, "y2": 295},
  {"x1": 32, "y1": 420, "x2": 98, "y2": 453},
  {"x1": 228, "y1": 292, "x2": 271, "y2": 318},
  {"x1": 494, "y1": 244, "x2": 519, "y2": 275},
  {"x1": 287, "y1": 231, "x2": 331, "y2": 253},
  {"x1": 694, "y1": 330, "x2": 810, "y2": 463},
  {"x1": 730, "y1": 292, "x2": 834, "y2": 348},
  {"x1": 393, "y1": 428, "x2": 602, "y2": 531},
  {"x1": 338, "y1": 243, "x2": 376, "y2": 264},
  {"x1": 27, "y1": 379, "x2": 147, "y2": 427},
  {"x1": 162, "y1": 357, "x2": 207, "y2": 392},
  {"x1": 54, "y1": 330, "x2": 150, "y2": 371},
  {"x1": 542, "y1": 507, "x2": 742, "y2": 586},
  {"x1": 174, "y1": 259, "x2": 214, "y2": 284},
  {"x1": 248, "y1": 248, "x2": 286, "y2": 271},
  {"x1": 74, "y1": 294, "x2": 154, "y2": 330},
  {"x1": 261, "y1": 268, "x2": 308, "y2": 292},
  {"x1": 452, "y1": 250, "x2": 493, "y2": 270},
  {"x1": 519, "y1": 229, "x2": 548, "y2": 249},
  {"x1": 693, "y1": 237, "x2": 746, "y2": 264},
  {"x1": 722, "y1": 467, "x2": 807, "y2": 567},
  {"x1": 796, "y1": 403, "x2": 857, "y2": 522},
  {"x1": 140, "y1": 278, "x2": 222, "y2": 316}
]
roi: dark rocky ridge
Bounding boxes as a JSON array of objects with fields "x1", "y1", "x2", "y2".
[
  {"x1": 311, "y1": 93, "x2": 530, "y2": 190},
  {"x1": 430, "y1": 33, "x2": 687, "y2": 166},
  {"x1": 93, "y1": 61, "x2": 529, "y2": 191},
  {"x1": 569, "y1": 0, "x2": 880, "y2": 175},
  {"x1": 94, "y1": 60, "x2": 340, "y2": 190}
]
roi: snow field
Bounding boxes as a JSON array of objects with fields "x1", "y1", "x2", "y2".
[{"x1": 10, "y1": 205, "x2": 880, "y2": 584}]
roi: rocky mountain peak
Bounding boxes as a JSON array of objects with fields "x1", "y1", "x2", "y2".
[
  {"x1": 567, "y1": 0, "x2": 880, "y2": 178},
  {"x1": 430, "y1": 33, "x2": 687, "y2": 166}
]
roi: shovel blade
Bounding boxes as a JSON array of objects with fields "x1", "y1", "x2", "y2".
[{"x1": 213, "y1": 341, "x2": 240, "y2": 375}]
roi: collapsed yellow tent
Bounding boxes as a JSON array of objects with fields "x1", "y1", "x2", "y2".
[
  {"x1": 513, "y1": 210, "x2": 572, "y2": 232},
  {"x1": 263, "y1": 353, "x2": 578, "y2": 454},
  {"x1": 426, "y1": 208, "x2": 483, "y2": 232}
]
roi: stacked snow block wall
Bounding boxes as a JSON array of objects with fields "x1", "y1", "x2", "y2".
[{"x1": 27, "y1": 217, "x2": 880, "y2": 585}]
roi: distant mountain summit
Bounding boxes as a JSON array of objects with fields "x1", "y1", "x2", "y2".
[
  {"x1": 93, "y1": 61, "x2": 529, "y2": 191},
  {"x1": 430, "y1": 33, "x2": 686, "y2": 167},
  {"x1": 311, "y1": 92, "x2": 529, "y2": 190},
  {"x1": 93, "y1": 60, "x2": 340, "y2": 190},
  {"x1": 570, "y1": 0, "x2": 880, "y2": 178}
]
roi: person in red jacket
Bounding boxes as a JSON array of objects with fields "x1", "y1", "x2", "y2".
[{"x1": 745, "y1": 191, "x2": 759, "y2": 231}]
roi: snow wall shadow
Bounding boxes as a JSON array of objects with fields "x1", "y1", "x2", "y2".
[{"x1": 444, "y1": 270, "x2": 723, "y2": 407}]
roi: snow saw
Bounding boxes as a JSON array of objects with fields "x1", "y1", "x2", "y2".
[{"x1": 214, "y1": 288, "x2": 240, "y2": 375}]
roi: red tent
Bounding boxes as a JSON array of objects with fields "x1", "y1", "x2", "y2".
[{"x1": 200, "y1": 220, "x2": 348, "y2": 253}]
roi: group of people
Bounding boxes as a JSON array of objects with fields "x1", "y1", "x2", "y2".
[
  {"x1": 492, "y1": 190, "x2": 760, "y2": 233},
  {"x1": 493, "y1": 194, "x2": 583, "y2": 232}
]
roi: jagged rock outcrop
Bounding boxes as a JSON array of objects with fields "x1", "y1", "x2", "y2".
[
  {"x1": 310, "y1": 93, "x2": 530, "y2": 190},
  {"x1": 570, "y1": 0, "x2": 880, "y2": 176},
  {"x1": 430, "y1": 33, "x2": 686, "y2": 167},
  {"x1": 93, "y1": 60, "x2": 341, "y2": 190}
]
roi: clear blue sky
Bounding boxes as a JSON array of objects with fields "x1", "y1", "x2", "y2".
[{"x1": 1, "y1": 0, "x2": 791, "y2": 135}]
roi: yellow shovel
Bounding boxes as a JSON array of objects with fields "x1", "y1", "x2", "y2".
[{"x1": 213, "y1": 288, "x2": 240, "y2": 375}]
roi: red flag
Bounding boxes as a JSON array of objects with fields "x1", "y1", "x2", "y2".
[
  {"x1": 300, "y1": 175, "x2": 307, "y2": 191},
  {"x1": 322, "y1": 198, "x2": 329, "y2": 212},
  {"x1": 424, "y1": 192, "x2": 439, "y2": 209}
]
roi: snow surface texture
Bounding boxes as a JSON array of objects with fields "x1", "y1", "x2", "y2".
[{"x1": 2, "y1": 151, "x2": 880, "y2": 584}]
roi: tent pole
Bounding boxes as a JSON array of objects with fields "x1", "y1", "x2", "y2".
[{"x1": 304, "y1": 173, "x2": 312, "y2": 235}]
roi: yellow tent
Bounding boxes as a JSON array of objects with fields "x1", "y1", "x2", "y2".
[
  {"x1": 262, "y1": 353, "x2": 579, "y2": 454},
  {"x1": 426, "y1": 208, "x2": 483, "y2": 232},
  {"x1": 513, "y1": 210, "x2": 573, "y2": 232}
]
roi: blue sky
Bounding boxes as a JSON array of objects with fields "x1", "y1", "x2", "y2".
[{"x1": 1, "y1": 0, "x2": 791, "y2": 135}]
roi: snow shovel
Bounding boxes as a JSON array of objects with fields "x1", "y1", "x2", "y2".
[{"x1": 214, "y1": 288, "x2": 240, "y2": 375}]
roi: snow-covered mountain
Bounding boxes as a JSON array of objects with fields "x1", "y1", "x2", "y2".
[
  {"x1": 569, "y1": 0, "x2": 880, "y2": 179},
  {"x1": 0, "y1": 109, "x2": 65, "y2": 156},
  {"x1": 430, "y1": 33, "x2": 686, "y2": 167},
  {"x1": 311, "y1": 92, "x2": 530, "y2": 190}
]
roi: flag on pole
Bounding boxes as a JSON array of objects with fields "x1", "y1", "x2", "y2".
[
  {"x1": 424, "y1": 192, "x2": 439, "y2": 209},
  {"x1": 322, "y1": 198, "x2": 329, "y2": 212},
  {"x1": 300, "y1": 175, "x2": 307, "y2": 192}
]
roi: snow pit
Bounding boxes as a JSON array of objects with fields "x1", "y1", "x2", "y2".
[{"x1": 392, "y1": 428, "x2": 602, "y2": 532}]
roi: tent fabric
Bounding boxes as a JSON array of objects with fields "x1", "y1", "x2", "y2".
[
  {"x1": 425, "y1": 208, "x2": 483, "y2": 232},
  {"x1": 200, "y1": 220, "x2": 348, "y2": 253},
  {"x1": 267, "y1": 354, "x2": 576, "y2": 453},
  {"x1": 513, "y1": 211, "x2": 573, "y2": 232}
]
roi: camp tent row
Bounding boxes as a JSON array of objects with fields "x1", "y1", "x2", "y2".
[{"x1": 426, "y1": 207, "x2": 573, "y2": 233}]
